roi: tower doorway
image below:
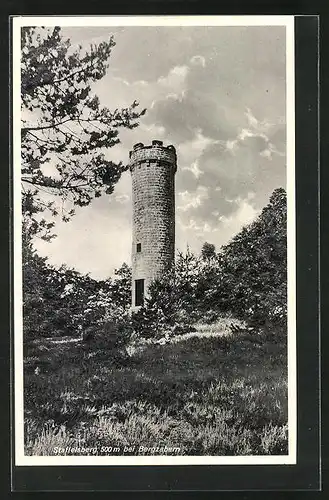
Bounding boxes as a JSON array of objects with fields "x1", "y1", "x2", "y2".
[{"x1": 135, "y1": 279, "x2": 144, "y2": 307}]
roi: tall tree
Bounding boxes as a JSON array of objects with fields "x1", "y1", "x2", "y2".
[
  {"x1": 201, "y1": 242, "x2": 216, "y2": 260},
  {"x1": 21, "y1": 26, "x2": 146, "y2": 238},
  {"x1": 218, "y1": 187, "x2": 287, "y2": 324}
]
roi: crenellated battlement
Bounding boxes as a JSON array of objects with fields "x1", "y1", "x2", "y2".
[{"x1": 129, "y1": 140, "x2": 177, "y2": 172}]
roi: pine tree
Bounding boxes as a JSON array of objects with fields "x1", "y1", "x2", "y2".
[{"x1": 21, "y1": 27, "x2": 146, "y2": 238}]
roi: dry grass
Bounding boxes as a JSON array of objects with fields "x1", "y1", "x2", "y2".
[{"x1": 24, "y1": 319, "x2": 288, "y2": 456}]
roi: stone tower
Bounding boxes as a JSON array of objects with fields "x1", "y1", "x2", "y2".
[{"x1": 129, "y1": 140, "x2": 177, "y2": 307}]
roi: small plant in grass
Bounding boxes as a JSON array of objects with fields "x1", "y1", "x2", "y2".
[
  {"x1": 25, "y1": 421, "x2": 77, "y2": 456},
  {"x1": 260, "y1": 423, "x2": 288, "y2": 454}
]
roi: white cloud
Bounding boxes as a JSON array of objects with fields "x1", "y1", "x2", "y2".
[
  {"x1": 176, "y1": 195, "x2": 260, "y2": 256},
  {"x1": 132, "y1": 79, "x2": 149, "y2": 87},
  {"x1": 132, "y1": 122, "x2": 167, "y2": 142},
  {"x1": 157, "y1": 65, "x2": 189, "y2": 89},
  {"x1": 260, "y1": 148, "x2": 273, "y2": 159},
  {"x1": 180, "y1": 129, "x2": 214, "y2": 155},
  {"x1": 177, "y1": 185, "x2": 209, "y2": 212},
  {"x1": 259, "y1": 141, "x2": 285, "y2": 160},
  {"x1": 177, "y1": 197, "x2": 259, "y2": 256},
  {"x1": 178, "y1": 129, "x2": 215, "y2": 177},
  {"x1": 92, "y1": 62, "x2": 189, "y2": 116},
  {"x1": 223, "y1": 107, "x2": 277, "y2": 156},
  {"x1": 220, "y1": 199, "x2": 259, "y2": 232},
  {"x1": 245, "y1": 107, "x2": 272, "y2": 133},
  {"x1": 236, "y1": 126, "x2": 269, "y2": 147},
  {"x1": 183, "y1": 160, "x2": 203, "y2": 179},
  {"x1": 245, "y1": 107, "x2": 259, "y2": 128},
  {"x1": 226, "y1": 140, "x2": 236, "y2": 151},
  {"x1": 177, "y1": 217, "x2": 215, "y2": 233},
  {"x1": 190, "y1": 55, "x2": 206, "y2": 67}
]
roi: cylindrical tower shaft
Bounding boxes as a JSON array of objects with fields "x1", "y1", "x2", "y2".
[{"x1": 129, "y1": 140, "x2": 177, "y2": 308}]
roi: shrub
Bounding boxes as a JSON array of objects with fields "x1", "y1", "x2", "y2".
[
  {"x1": 217, "y1": 188, "x2": 287, "y2": 327},
  {"x1": 80, "y1": 318, "x2": 133, "y2": 365},
  {"x1": 130, "y1": 305, "x2": 167, "y2": 339}
]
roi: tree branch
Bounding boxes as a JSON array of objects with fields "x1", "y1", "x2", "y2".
[{"x1": 22, "y1": 118, "x2": 73, "y2": 133}]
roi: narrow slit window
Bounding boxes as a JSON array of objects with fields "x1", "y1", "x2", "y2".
[
  {"x1": 135, "y1": 279, "x2": 144, "y2": 306},
  {"x1": 136, "y1": 243, "x2": 141, "y2": 253}
]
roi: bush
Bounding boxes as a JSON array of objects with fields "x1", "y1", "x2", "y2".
[
  {"x1": 216, "y1": 188, "x2": 287, "y2": 327},
  {"x1": 81, "y1": 318, "x2": 133, "y2": 362},
  {"x1": 130, "y1": 306, "x2": 167, "y2": 339}
]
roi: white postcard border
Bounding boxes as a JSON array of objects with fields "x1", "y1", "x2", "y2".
[{"x1": 13, "y1": 15, "x2": 296, "y2": 466}]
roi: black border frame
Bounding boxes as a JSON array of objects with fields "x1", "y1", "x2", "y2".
[{"x1": 6, "y1": 10, "x2": 320, "y2": 493}]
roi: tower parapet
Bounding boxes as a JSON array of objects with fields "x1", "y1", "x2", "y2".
[
  {"x1": 129, "y1": 140, "x2": 177, "y2": 171},
  {"x1": 129, "y1": 140, "x2": 177, "y2": 308}
]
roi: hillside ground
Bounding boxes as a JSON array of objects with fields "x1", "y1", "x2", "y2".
[{"x1": 23, "y1": 317, "x2": 288, "y2": 456}]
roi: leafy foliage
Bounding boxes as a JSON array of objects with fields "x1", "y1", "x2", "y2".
[
  {"x1": 23, "y1": 187, "x2": 287, "y2": 342},
  {"x1": 133, "y1": 188, "x2": 287, "y2": 338},
  {"x1": 201, "y1": 241, "x2": 216, "y2": 260},
  {"x1": 216, "y1": 188, "x2": 287, "y2": 325},
  {"x1": 131, "y1": 248, "x2": 214, "y2": 338},
  {"x1": 21, "y1": 26, "x2": 146, "y2": 238},
  {"x1": 23, "y1": 232, "x2": 132, "y2": 340}
]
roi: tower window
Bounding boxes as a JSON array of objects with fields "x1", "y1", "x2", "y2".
[
  {"x1": 136, "y1": 243, "x2": 141, "y2": 253},
  {"x1": 135, "y1": 279, "x2": 144, "y2": 306}
]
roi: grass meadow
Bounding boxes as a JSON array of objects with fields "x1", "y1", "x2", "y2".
[{"x1": 23, "y1": 318, "x2": 288, "y2": 456}]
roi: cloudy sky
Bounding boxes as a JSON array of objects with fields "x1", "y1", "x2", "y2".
[{"x1": 34, "y1": 23, "x2": 287, "y2": 279}]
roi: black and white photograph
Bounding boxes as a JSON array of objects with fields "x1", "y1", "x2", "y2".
[{"x1": 13, "y1": 16, "x2": 296, "y2": 466}]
